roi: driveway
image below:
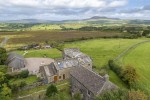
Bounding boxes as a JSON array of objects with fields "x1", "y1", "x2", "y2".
[{"x1": 25, "y1": 58, "x2": 54, "y2": 75}]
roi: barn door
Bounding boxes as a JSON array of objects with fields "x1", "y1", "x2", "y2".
[{"x1": 54, "y1": 76, "x2": 58, "y2": 82}]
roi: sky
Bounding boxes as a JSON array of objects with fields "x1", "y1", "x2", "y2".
[{"x1": 0, "y1": 0, "x2": 150, "y2": 21}]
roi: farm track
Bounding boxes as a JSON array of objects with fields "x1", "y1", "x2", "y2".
[
  {"x1": 0, "y1": 36, "x2": 9, "y2": 47},
  {"x1": 114, "y1": 40, "x2": 150, "y2": 61}
]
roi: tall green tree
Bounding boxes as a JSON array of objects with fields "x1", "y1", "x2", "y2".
[
  {"x1": 142, "y1": 30, "x2": 150, "y2": 36},
  {"x1": 0, "y1": 84, "x2": 11, "y2": 96},
  {"x1": 46, "y1": 84, "x2": 58, "y2": 97},
  {"x1": 0, "y1": 47, "x2": 7, "y2": 65}
]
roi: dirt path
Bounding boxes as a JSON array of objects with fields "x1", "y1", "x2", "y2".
[
  {"x1": 114, "y1": 40, "x2": 150, "y2": 61},
  {"x1": 0, "y1": 36, "x2": 9, "y2": 47}
]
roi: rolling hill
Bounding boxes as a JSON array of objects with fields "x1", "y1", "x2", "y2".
[{"x1": 1, "y1": 16, "x2": 150, "y2": 25}]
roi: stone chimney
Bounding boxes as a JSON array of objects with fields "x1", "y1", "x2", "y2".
[{"x1": 104, "y1": 74, "x2": 109, "y2": 81}]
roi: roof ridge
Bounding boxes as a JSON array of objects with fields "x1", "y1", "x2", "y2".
[
  {"x1": 97, "y1": 81, "x2": 106, "y2": 95},
  {"x1": 81, "y1": 66, "x2": 104, "y2": 79}
]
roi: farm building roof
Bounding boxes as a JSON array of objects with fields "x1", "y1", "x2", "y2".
[
  {"x1": 6, "y1": 52, "x2": 26, "y2": 69},
  {"x1": 63, "y1": 48, "x2": 88, "y2": 59},
  {"x1": 54, "y1": 58, "x2": 79, "y2": 70},
  {"x1": 70, "y1": 67, "x2": 117, "y2": 95},
  {"x1": 40, "y1": 63, "x2": 57, "y2": 77}
]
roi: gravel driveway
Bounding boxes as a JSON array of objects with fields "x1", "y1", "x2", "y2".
[{"x1": 25, "y1": 58, "x2": 54, "y2": 75}]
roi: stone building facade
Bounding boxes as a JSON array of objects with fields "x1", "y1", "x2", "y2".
[
  {"x1": 39, "y1": 48, "x2": 93, "y2": 84},
  {"x1": 70, "y1": 67, "x2": 118, "y2": 100}
]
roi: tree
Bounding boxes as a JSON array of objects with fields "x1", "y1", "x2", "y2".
[
  {"x1": 122, "y1": 65, "x2": 138, "y2": 87},
  {"x1": 0, "y1": 84, "x2": 11, "y2": 96},
  {"x1": 0, "y1": 47, "x2": 7, "y2": 65},
  {"x1": 142, "y1": 30, "x2": 150, "y2": 36},
  {"x1": 0, "y1": 72, "x2": 5, "y2": 82},
  {"x1": 128, "y1": 90, "x2": 147, "y2": 100},
  {"x1": 46, "y1": 84, "x2": 58, "y2": 97},
  {"x1": 97, "y1": 89, "x2": 128, "y2": 100},
  {"x1": 0, "y1": 72, "x2": 7, "y2": 84}
]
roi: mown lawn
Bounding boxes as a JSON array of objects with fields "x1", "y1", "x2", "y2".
[
  {"x1": 64, "y1": 38, "x2": 148, "y2": 88},
  {"x1": 118, "y1": 42, "x2": 150, "y2": 95},
  {"x1": 16, "y1": 48, "x2": 62, "y2": 58}
]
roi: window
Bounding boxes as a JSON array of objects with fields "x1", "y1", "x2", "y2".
[
  {"x1": 59, "y1": 76, "x2": 61, "y2": 79},
  {"x1": 87, "y1": 90, "x2": 91, "y2": 96}
]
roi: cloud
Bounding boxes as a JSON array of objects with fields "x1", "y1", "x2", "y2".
[
  {"x1": 1, "y1": 0, "x2": 149, "y2": 20},
  {"x1": 108, "y1": 0, "x2": 127, "y2": 7},
  {"x1": 143, "y1": 5, "x2": 150, "y2": 10}
]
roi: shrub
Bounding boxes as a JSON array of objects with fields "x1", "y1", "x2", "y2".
[
  {"x1": 11, "y1": 84, "x2": 19, "y2": 93},
  {"x1": 122, "y1": 65, "x2": 138, "y2": 87},
  {"x1": 19, "y1": 70, "x2": 29, "y2": 78},
  {"x1": 108, "y1": 60, "x2": 122, "y2": 77},
  {"x1": 128, "y1": 90, "x2": 148, "y2": 100},
  {"x1": 73, "y1": 93, "x2": 82, "y2": 100},
  {"x1": 97, "y1": 89, "x2": 128, "y2": 100},
  {"x1": 19, "y1": 81, "x2": 27, "y2": 88},
  {"x1": 46, "y1": 84, "x2": 58, "y2": 97}
]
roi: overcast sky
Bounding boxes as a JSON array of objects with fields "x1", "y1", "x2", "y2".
[{"x1": 0, "y1": 0, "x2": 150, "y2": 21}]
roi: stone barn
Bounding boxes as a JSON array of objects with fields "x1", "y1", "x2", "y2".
[
  {"x1": 6, "y1": 52, "x2": 27, "y2": 72},
  {"x1": 39, "y1": 58, "x2": 79, "y2": 83},
  {"x1": 70, "y1": 67, "x2": 118, "y2": 100},
  {"x1": 63, "y1": 48, "x2": 92, "y2": 70}
]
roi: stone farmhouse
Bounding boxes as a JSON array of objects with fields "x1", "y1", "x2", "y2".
[
  {"x1": 70, "y1": 67, "x2": 117, "y2": 100},
  {"x1": 6, "y1": 48, "x2": 117, "y2": 99},
  {"x1": 39, "y1": 48, "x2": 92, "y2": 83}
]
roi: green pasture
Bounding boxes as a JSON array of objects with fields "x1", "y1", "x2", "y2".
[
  {"x1": 16, "y1": 48, "x2": 62, "y2": 58},
  {"x1": 64, "y1": 38, "x2": 149, "y2": 88},
  {"x1": 118, "y1": 42, "x2": 150, "y2": 94}
]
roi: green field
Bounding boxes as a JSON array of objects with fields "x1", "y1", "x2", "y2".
[
  {"x1": 16, "y1": 48, "x2": 62, "y2": 58},
  {"x1": 5, "y1": 38, "x2": 149, "y2": 98},
  {"x1": 118, "y1": 42, "x2": 150, "y2": 94},
  {"x1": 63, "y1": 39, "x2": 150, "y2": 88}
]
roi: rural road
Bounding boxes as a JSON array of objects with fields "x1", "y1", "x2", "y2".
[
  {"x1": 114, "y1": 40, "x2": 150, "y2": 61},
  {"x1": 0, "y1": 36, "x2": 9, "y2": 47}
]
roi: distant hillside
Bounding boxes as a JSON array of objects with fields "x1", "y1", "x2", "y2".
[{"x1": 0, "y1": 16, "x2": 150, "y2": 25}]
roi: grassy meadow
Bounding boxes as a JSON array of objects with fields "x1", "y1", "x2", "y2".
[
  {"x1": 1, "y1": 28, "x2": 150, "y2": 97},
  {"x1": 16, "y1": 48, "x2": 62, "y2": 58},
  {"x1": 11, "y1": 38, "x2": 150, "y2": 91},
  {"x1": 63, "y1": 39, "x2": 150, "y2": 88},
  {"x1": 118, "y1": 42, "x2": 150, "y2": 94}
]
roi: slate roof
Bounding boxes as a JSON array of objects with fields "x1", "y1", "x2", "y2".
[
  {"x1": 54, "y1": 58, "x2": 79, "y2": 70},
  {"x1": 40, "y1": 63, "x2": 57, "y2": 77},
  {"x1": 70, "y1": 67, "x2": 117, "y2": 95},
  {"x1": 6, "y1": 52, "x2": 26, "y2": 69},
  {"x1": 77, "y1": 56, "x2": 92, "y2": 65},
  {"x1": 63, "y1": 48, "x2": 88, "y2": 59}
]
